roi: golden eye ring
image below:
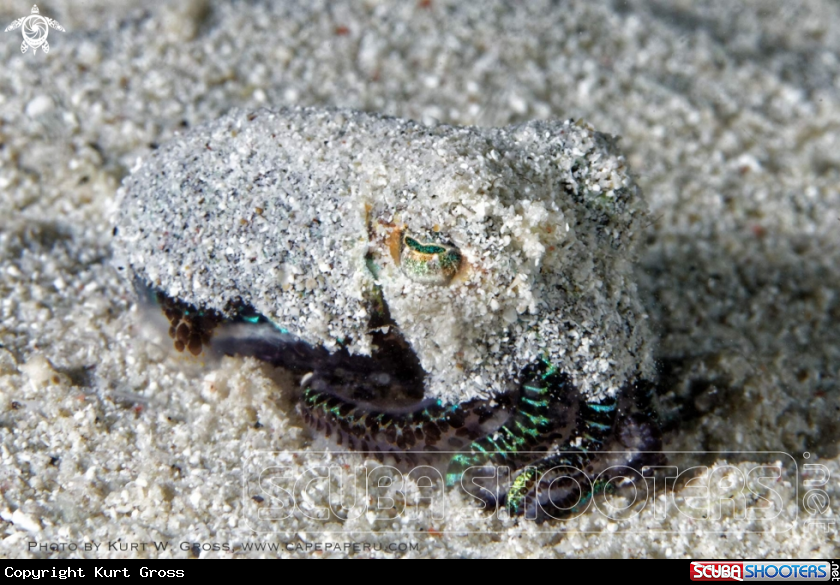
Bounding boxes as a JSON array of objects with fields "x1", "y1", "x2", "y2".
[{"x1": 397, "y1": 232, "x2": 462, "y2": 285}]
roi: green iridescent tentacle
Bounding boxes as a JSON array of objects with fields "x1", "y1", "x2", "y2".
[
  {"x1": 300, "y1": 386, "x2": 488, "y2": 460},
  {"x1": 505, "y1": 396, "x2": 617, "y2": 516},
  {"x1": 445, "y1": 361, "x2": 571, "y2": 487}
]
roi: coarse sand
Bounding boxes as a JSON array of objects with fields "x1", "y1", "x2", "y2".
[{"x1": 0, "y1": 0, "x2": 838, "y2": 558}]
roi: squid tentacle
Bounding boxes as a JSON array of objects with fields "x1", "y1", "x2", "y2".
[
  {"x1": 444, "y1": 361, "x2": 576, "y2": 487},
  {"x1": 143, "y1": 284, "x2": 646, "y2": 518},
  {"x1": 299, "y1": 385, "x2": 503, "y2": 463},
  {"x1": 505, "y1": 397, "x2": 617, "y2": 518}
]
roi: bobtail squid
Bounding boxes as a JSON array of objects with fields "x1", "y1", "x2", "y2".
[{"x1": 113, "y1": 106, "x2": 662, "y2": 520}]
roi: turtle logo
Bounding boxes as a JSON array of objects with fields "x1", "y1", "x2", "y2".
[{"x1": 5, "y1": 5, "x2": 64, "y2": 54}]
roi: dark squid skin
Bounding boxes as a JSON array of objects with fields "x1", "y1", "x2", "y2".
[{"x1": 149, "y1": 282, "x2": 663, "y2": 521}]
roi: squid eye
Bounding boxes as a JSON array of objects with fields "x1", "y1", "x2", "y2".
[{"x1": 399, "y1": 233, "x2": 462, "y2": 285}]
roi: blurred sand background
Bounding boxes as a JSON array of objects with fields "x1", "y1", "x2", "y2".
[{"x1": 0, "y1": 0, "x2": 838, "y2": 558}]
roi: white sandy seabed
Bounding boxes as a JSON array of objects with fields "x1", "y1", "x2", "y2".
[{"x1": 0, "y1": 0, "x2": 838, "y2": 558}]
